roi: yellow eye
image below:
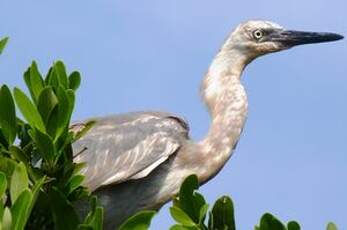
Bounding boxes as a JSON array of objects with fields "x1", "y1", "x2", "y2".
[{"x1": 253, "y1": 29, "x2": 264, "y2": 39}]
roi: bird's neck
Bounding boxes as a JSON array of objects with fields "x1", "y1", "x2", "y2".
[{"x1": 197, "y1": 50, "x2": 249, "y2": 182}]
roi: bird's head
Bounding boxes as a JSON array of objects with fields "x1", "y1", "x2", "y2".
[{"x1": 222, "y1": 20, "x2": 344, "y2": 60}]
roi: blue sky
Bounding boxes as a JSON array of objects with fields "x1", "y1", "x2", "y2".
[{"x1": 0, "y1": 0, "x2": 346, "y2": 229}]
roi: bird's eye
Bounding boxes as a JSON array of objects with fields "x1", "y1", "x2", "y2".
[{"x1": 253, "y1": 29, "x2": 264, "y2": 40}]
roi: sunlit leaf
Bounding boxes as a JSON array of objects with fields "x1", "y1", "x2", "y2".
[
  {"x1": 67, "y1": 175, "x2": 84, "y2": 195},
  {"x1": 10, "y1": 162, "x2": 29, "y2": 203},
  {"x1": 2, "y1": 207, "x2": 12, "y2": 230},
  {"x1": 327, "y1": 222, "x2": 338, "y2": 230},
  {"x1": 54, "y1": 61, "x2": 68, "y2": 89},
  {"x1": 170, "y1": 206, "x2": 196, "y2": 226},
  {"x1": 11, "y1": 189, "x2": 33, "y2": 230},
  {"x1": 0, "y1": 37, "x2": 8, "y2": 54},
  {"x1": 13, "y1": 87, "x2": 46, "y2": 133}
]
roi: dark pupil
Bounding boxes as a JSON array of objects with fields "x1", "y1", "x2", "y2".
[{"x1": 255, "y1": 31, "x2": 262, "y2": 37}]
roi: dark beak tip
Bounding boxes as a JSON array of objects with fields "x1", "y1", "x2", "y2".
[
  {"x1": 336, "y1": 34, "x2": 344, "y2": 40},
  {"x1": 329, "y1": 32, "x2": 344, "y2": 41}
]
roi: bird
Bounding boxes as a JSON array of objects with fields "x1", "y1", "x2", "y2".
[{"x1": 72, "y1": 20, "x2": 343, "y2": 229}]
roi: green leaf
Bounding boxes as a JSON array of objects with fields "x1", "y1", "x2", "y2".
[
  {"x1": 67, "y1": 175, "x2": 85, "y2": 195},
  {"x1": 170, "y1": 206, "x2": 196, "y2": 226},
  {"x1": 10, "y1": 162, "x2": 29, "y2": 203},
  {"x1": 47, "y1": 87, "x2": 72, "y2": 140},
  {"x1": 47, "y1": 67, "x2": 59, "y2": 90},
  {"x1": 69, "y1": 71, "x2": 81, "y2": 90},
  {"x1": 258, "y1": 213, "x2": 285, "y2": 230},
  {"x1": 13, "y1": 87, "x2": 46, "y2": 133},
  {"x1": 85, "y1": 207, "x2": 103, "y2": 230},
  {"x1": 2, "y1": 207, "x2": 12, "y2": 230},
  {"x1": 0, "y1": 157, "x2": 17, "y2": 178},
  {"x1": 70, "y1": 120, "x2": 96, "y2": 142},
  {"x1": 176, "y1": 174, "x2": 206, "y2": 223},
  {"x1": 327, "y1": 222, "x2": 338, "y2": 230},
  {"x1": 0, "y1": 85, "x2": 17, "y2": 145},
  {"x1": 170, "y1": 225, "x2": 197, "y2": 230},
  {"x1": 287, "y1": 221, "x2": 300, "y2": 230},
  {"x1": 211, "y1": 196, "x2": 235, "y2": 230},
  {"x1": 199, "y1": 203, "x2": 209, "y2": 224},
  {"x1": 29, "y1": 61, "x2": 44, "y2": 103},
  {"x1": 11, "y1": 189, "x2": 33, "y2": 230},
  {"x1": 119, "y1": 210, "x2": 156, "y2": 230},
  {"x1": 28, "y1": 176, "x2": 45, "y2": 215},
  {"x1": 49, "y1": 187, "x2": 80, "y2": 230},
  {"x1": 0, "y1": 37, "x2": 9, "y2": 54},
  {"x1": 54, "y1": 61, "x2": 68, "y2": 89},
  {"x1": 9, "y1": 146, "x2": 29, "y2": 165},
  {"x1": 28, "y1": 128, "x2": 55, "y2": 165},
  {"x1": 0, "y1": 172, "x2": 7, "y2": 199},
  {"x1": 37, "y1": 86, "x2": 58, "y2": 125}
]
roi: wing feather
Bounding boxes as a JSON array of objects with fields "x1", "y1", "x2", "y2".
[{"x1": 72, "y1": 112, "x2": 189, "y2": 191}]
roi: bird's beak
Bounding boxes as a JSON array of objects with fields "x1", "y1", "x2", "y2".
[{"x1": 270, "y1": 29, "x2": 344, "y2": 47}]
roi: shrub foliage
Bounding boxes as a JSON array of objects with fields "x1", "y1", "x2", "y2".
[{"x1": 0, "y1": 37, "x2": 339, "y2": 230}]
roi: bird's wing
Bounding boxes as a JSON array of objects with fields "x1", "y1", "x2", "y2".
[{"x1": 72, "y1": 112, "x2": 189, "y2": 191}]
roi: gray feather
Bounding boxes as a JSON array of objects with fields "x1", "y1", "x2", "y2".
[{"x1": 73, "y1": 111, "x2": 189, "y2": 191}]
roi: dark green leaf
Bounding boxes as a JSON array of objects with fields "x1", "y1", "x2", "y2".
[
  {"x1": 119, "y1": 210, "x2": 156, "y2": 230},
  {"x1": 211, "y1": 196, "x2": 235, "y2": 230},
  {"x1": 28, "y1": 128, "x2": 55, "y2": 165},
  {"x1": 0, "y1": 37, "x2": 9, "y2": 54},
  {"x1": 28, "y1": 177, "x2": 45, "y2": 214},
  {"x1": 287, "y1": 221, "x2": 300, "y2": 230},
  {"x1": 176, "y1": 174, "x2": 206, "y2": 223},
  {"x1": 37, "y1": 86, "x2": 58, "y2": 125},
  {"x1": 9, "y1": 146, "x2": 29, "y2": 165},
  {"x1": 77, "y1": 225, "x2": 93, "y2": 230},
  {"x1": 49, "y1": 187, "x2": 80, "y2": 230},
  {"x1": 10, "y1": 162, "x2": 29, "y2": 203},
  {"x1": 0, "y1": 128, "x2": 9, "y2": 148},
  {"x1": 69, "y1": 71, "x2": 81, "y2": 90},
  {"x1": 13, "y1": 87, "x2": 46, "y2": 133},
  {"x1": 170, "y1": 206, "x2": 196, "y2": 226},
  {"x1": 0, "y1": 85, "x2": 17, "y2": 144},
  {"x1": 0, "y1": 172, "x2": 7, "y2": 199},
  {"x1": 258, "y1": 213, "x2": 285, "y2": 230},
  {"x1": 11, "y1": 189, "x2": 33, "y2": 230},
  {"x1": 47, "y1": 87, "x2": 71, "y2": 140}
]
